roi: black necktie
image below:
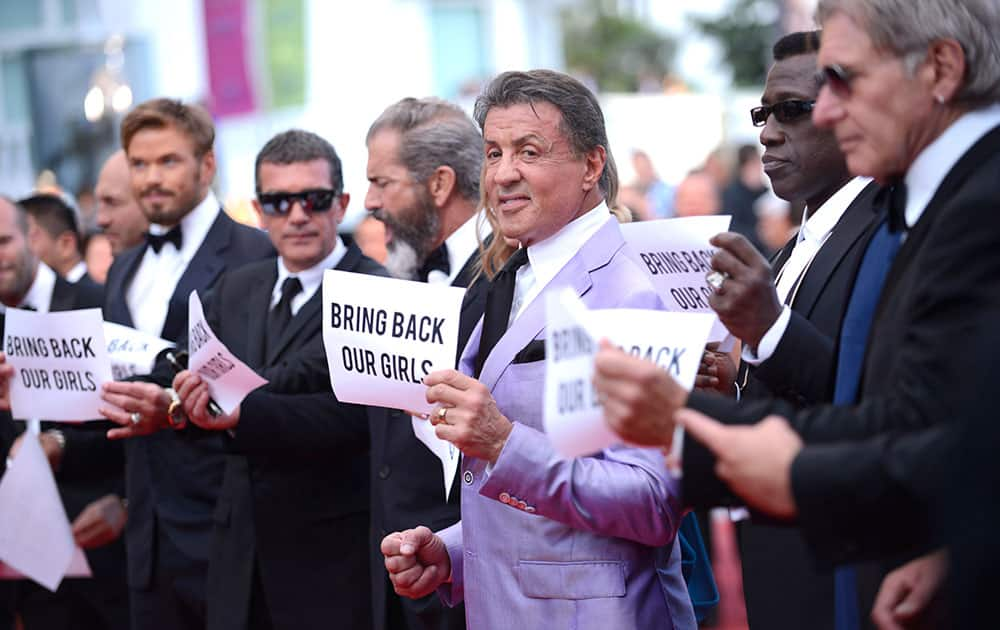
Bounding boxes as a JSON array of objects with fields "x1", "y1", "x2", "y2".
[
  {"x1": 475, "y1": 248, "x2": 529, "y2": 378},
  {"x1": 417, "y1": 243, "x2": 451, "y2": 282},
  {"x1": 146, "y1": 225, "x2": 183, "y2": 253},
  {"x1": 266, "y1": 277, "x2": 302, "y2": 357},
  {"x1": 880, "y1": 180, "x2": 908, "y2": 234}
]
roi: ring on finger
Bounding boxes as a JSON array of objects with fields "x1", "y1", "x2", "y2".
[
  {"x1": 705, "y1": 270, "x2": 730, "y2": 291},
  {"x1": 129, "y1": 411, "x2": 142, "y2": 426},
  {"x1": 433, "y1": 407, "x2": 448, "y2": 425}
]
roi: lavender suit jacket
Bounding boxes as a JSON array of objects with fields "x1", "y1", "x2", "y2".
[{"x1": 437, "y1": 217, "x2": 696, "y2": 629}]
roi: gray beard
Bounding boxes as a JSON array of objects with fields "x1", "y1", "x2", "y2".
[{"x1": 383, "y1": 238, "x2": 421, "y2": 280}]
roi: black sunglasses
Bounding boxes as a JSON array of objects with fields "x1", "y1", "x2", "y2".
[
  {"x1": 816, "y1": 64, "x2": 856, "y2": 97},
  {"x1": 750, "y1": 99, "x2": 816, "y2": 127},
  {"x1": 257, "y1": 189, "x2": 338, "y2": 215}
]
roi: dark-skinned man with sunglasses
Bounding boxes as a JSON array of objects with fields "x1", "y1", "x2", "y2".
[
  {"x1": 694, "y1": 31, "x2": 883, "y2": 630},
  {"x1": 132, "y1": 129, "x2": 386, "y2": 630}
]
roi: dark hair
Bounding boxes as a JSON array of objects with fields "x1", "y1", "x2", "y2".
[
  {"x1": 366, "y1": 97, "x2": 482, "y2": 203},
  {"x1": 736, "y1": 144, "x2": 760, "y2": 168},
  {"x1": 19, "y1": 193, "x2": 81, "y2": 252},
  {"x1": 473, "y1": 69, "x2": 618, "y2": 204},
  {"x1": 254, "y1": 129, "x2": 344, "y2": 195},
  {"x1": 773, "y1": 30, "x2": 822, "y2": 61},
  {"x1": 121, "y1": 98, "x2": 215, "y2": 156}
]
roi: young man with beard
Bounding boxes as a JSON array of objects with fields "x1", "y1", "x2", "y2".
[
  {"x1": 94, "y1": 98, "x2": 273, "y2": 630},
  {"x1": 362, "y1": 97, "x2": 487, "y2": 630}
]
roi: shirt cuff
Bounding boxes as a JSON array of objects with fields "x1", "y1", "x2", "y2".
[{"x1": 741, "y1": 306, "x2": 792, "y2": 366}]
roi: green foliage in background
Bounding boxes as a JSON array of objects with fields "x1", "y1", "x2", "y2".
[
  {"x1": 691, "y1": 0, "x2": 781, "y2": 87},
  {"x1": 561, "y1": 0, "x2": 676, "y2": 92}
]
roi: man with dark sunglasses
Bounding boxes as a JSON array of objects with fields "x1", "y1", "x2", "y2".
[
  {"x1": 163, "y1": 129, "x2": 386, "y2": 630},
  {"x1": 692, "y1": 30, "x2": 884, "y2": 630}
]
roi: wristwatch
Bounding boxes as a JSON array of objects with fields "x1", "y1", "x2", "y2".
[{"x1": 165, "y1": 388, "x2": 187, "y2": 429}]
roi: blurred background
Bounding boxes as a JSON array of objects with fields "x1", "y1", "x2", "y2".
[{"x1": 0, "y1": 0, "x2": 816, "y2": 243}]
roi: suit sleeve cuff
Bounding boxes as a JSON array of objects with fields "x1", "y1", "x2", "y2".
[
  {"x1": 436, "y1": 521, "x2": 464, "y2": 606},
  {"x1": 741, "y1": 306, "x2": 791, "y2": 365}
]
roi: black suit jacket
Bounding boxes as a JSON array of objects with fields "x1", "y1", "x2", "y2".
[
  {"x1": 368, "y1": 252, "x2": 487, "y2": 630},
  {"x1": 735, "y1": 181, "x2": 881, "y2": 630},
  {"x1": 685, "y1": 124, "x2": 1000, "y2": 569},
  {"x1": 203, "y1": 242, "x2": 384, "y2": 630},
  {"x1": 102, "y1": 210, "x2": 273, "y2": 590}
]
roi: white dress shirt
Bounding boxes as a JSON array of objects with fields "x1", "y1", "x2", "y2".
[
  {"x1": 18, "y1": 262, "x2": 57, "y2": 313},
  {"x1": 270, "y1": 236, "x2": 347, "y2": 316},
  {"x1": 126, "y1": 191, "x2": 222, "y2": 337},
  {"x1": 510, "y1": 202, "x2": 612, "y2": 325},
  {"x1": 65, "y1": 261, "x2": 88, "y2": 284},
  {"x1": 426, "y1": 211, "x2": 490, "y2": 286},
  {"x1": 743, "y1": 177, "x2": 870, "y2": 365}
]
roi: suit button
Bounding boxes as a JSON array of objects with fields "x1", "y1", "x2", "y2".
[
  {"x1": 463, "y1": 471, "x2": 474, "y2": 485},
  {"x1": 525, "y1": 506, "x2": 536, "y2": 514},
  {"x1": 378, "y1": 465, "x2": 391, "y2": 479},
  {"x1": 517, "y1": 500, "x2": 527, "y2": 510},
  {"x1": 499, "y1": 492, "x2": 511, "y2": 504}
]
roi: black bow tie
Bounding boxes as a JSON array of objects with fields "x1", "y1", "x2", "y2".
[
  {"x1": 875, "y1": 181, "x2": 908, "y2": 234},
  {"x1": 417, "y1": 243, "x2": 450, "y2": 282},
  {"x1": 146, "y1": 225, "x2": 183, "y2": 253}
]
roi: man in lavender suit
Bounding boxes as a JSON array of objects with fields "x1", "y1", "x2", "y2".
[{"x1": 381, "y1": 70, "x2": 696, "y2": 629}]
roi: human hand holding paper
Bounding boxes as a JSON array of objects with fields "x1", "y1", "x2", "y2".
[{"x1": 173, "y1": 370, "x2": 240, "y2": 431}]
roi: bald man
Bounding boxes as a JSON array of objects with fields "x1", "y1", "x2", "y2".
[{"x1": 95, "y1": 151, "x2": 148, "y2": 255}]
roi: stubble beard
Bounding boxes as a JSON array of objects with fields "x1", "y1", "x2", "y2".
[{"x1": 380, "y1": 193, "x2": 441, "y2": 281}]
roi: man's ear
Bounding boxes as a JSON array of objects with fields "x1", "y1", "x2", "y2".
[
  {"x1": 581, "y1": 146, "x2": 606, "y2": 192},
  {"x1": 251, "y1": 199, "x2": 269, "y2": 230},
  {"x1": 57, "y1": 231, "x2": 77, "y2": 258},
  {"x1": 332, "y1": 193, "x2": 350, "y2": 226},
  {"x1": 924, "y1": 37, "x2": 966, "y2": 104},
  {"x1": 428, "y1": 166, "x2": 457, "y2": 208},
  {"x1": 199, "y1": 150, "x2": 217, "y2": 188}
]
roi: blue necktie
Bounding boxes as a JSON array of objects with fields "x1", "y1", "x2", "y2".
[{"x1": 832, "y1": 186, "x2": 905, "y2": 630}]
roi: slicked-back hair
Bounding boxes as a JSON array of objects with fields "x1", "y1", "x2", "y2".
[
  {"x1": 366, "y1": 97, "x2": 483, "y2": 203},
  {"x1": 773, "y1": 30, "x2": 822, "y2": 61},
  {"x1": 18, "y1": 193, "x2": 81, "y2": 250},
  {"x1": 120, "y1": 98, "x2": 215, "y2": 156},
  {"x1": 473, "y1": 69, "x2": 619, "y2": 205},
  {"x1": 254, "y1": 129, "x2": 344, "y2": 195},
  {"x1": 816, "y1": 0, "x2": 1000, "y2": 106}
]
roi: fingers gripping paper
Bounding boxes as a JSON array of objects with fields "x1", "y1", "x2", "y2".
[
  {"x1": 620, "y1": 215, "x2": 734, "y2": 346},
  {"x1": 322, "y1": 270, "x2": 465, "y2": 415},
  {"x1": 543, "y1": 289, "x2": 716, "y2": 458},
  {"x1": 4, "y1": 308, "x2": 113, "y2": 421},
  {"x1": 187, "y1": 291, "x2": 267, "y2": 414}
]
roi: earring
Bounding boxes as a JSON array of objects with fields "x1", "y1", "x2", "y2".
[{"x1": 934, "y1": 94, "x2": 946, "y2": 104}]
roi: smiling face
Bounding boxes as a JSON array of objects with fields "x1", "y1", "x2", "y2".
[
  {"x1": 482, "y1": 102, "x2": 604, "y2": 247},
  {"x1": 126, "y1": 124, "x2": 215, "y2": 226},
  {"x1": 759, "y1": 52, "x2": 849, "y2": 209},
  {"x1": 812, "y1": 12, "x2": 940, "y2": 182},
  {"x1": 253, "y1": 159, "x2": 347, "y2": 273}
]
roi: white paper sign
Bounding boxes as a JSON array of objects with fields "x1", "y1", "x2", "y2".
[
  {"x1": 543, "y1": 289, "x2": 716, "y2": 458},
  {"x1": 187, "y1": 291, "x2": 268, "y2": 414},
  {"x1": 0, "y1": 423, "x2": 88, "y2": 591},
  {"x1": 4, "y1": 308, "x2": 113, "y2": 421},
  {"x1": 620, "y1": 215, "x2": 733, "y2": 345},
  {"x1": 104, "y1": 322, "x2": 173, "y2": 380},
  {"x1": 322, "y1": 270, "x2": 466, "y2": 415},
  {"x1": 411, "y1": 415, "x2": 460, "y2": 501}
]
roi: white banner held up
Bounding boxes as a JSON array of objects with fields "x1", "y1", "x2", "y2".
[
  {"x1": 543, "y1": 289, "x2": 716, "y2": 458},
  {"x1": 4, "y1": 308, "x2": 112, "y2": 421},
  {"x1": 620, "y1": 215, "x2": 733, "y2": 344},
  {"x1": 104, "y1": 322, "x2": 173, "y2": 380},
  {"x1": 187, "y1": 292, "x2": 267, "y2": 414},
  {"x1": 322, "y1": 270, "x2": 466, "y2": 415}
]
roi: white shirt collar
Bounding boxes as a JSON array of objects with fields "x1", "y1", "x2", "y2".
[
  {"x1": 799, "y1": 176, "x2": 872, "y2": 244},
  {"x1": 20, "y1": 262, "x2": 57, "y2": 313},
  {"x1": 65, "y1": 260, "x2": 88, "y2": 283},
  {"x1": 525, "y1": 201, "x2": 613, "y2": 293},
  {"x1": 148, "y1": 190, "x2": 221, "y2": 260},
  {"x1": 905, "y1": 104, "x2": 1000, "y2": 228},
  {"x1": 439, "y1": 211, "x2": 490, "y2": 285},
  {"x1": 272, "y1": 236, "x2": 347, "y2": 312}
]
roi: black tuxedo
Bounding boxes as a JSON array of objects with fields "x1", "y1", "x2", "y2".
[
  {"x1": 201, "y1": 241, "x2": 385, "y2": 630},
  {"x1": 368, "y1": 254, "x2": 487, "y2": 630},
  {"x1": 1, "y1": 274, "x2": 130, "y2": 630},
  {"x1": 685, "y1": 124, "x2": 1000, "y2": 573},
  {"x1": 734, "y1": 181, "x2": 881, "y2": 630},
  {"x1": 102, "y1": 209, "x2": 273, "y2": 628}
]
